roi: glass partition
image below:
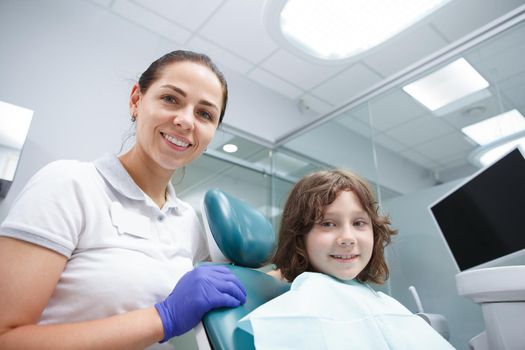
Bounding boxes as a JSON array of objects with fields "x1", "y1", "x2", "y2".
[{"x1": 275, "y1": 16, "x2": 525, "y2": 350}]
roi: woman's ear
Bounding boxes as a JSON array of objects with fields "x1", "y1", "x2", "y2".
[{"x1": 129, "y1": 83, "x2": 141, "y2": 117}]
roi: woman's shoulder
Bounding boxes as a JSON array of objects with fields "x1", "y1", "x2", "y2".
[
  {"x1": 19, "y1": 159, "x2": 99, "y2": 199},
  {"x1": 39, "y1": 158, "x2": 92, "y2": 174},
  {"x1": 32, "y1": 159, "x2": 95, "y2": 183}
]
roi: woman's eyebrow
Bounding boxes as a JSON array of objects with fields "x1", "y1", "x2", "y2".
[
  {"x1": 161, "y1": 84, "x2": 186, "y2": 97},
  {"x1": 160, "y1": 84, "x2": 219, "y2": 112}
]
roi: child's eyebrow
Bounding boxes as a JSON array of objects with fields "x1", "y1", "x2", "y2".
[{"x1": 323, "y1": 209, "x2": 370, "y2": 217}]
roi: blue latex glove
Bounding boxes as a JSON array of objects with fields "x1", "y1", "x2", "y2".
[{"x1": 155, "y1": 265, "x2": 247, "y2": 342}]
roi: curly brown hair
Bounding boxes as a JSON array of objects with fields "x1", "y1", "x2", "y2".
[{"x1": 271, "y1": 169, "x2": 397, "y2": 284}]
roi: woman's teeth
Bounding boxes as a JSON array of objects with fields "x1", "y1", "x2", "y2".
[{"x1": 163, "y1": 133, "x2": 189, "y2": 147}]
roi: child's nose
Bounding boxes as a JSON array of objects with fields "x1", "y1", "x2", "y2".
[{"x1": 337, "y1": 226, "x2": 356, "y2": 246}]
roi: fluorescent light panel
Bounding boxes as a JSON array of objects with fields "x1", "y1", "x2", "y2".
[
  {"x1": 461, "y1": 109, "x2": 525, "y2": 145},
  {"x1": 280, "y1": 0, "x2": 449, "y2": 60},
  {"x1": 403, "y1": 58, "x2": 489, "y2": 111}
]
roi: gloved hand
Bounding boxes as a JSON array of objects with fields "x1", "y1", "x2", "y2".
[{"x1": 155, "y1": 265, "x2": 247, "y2": 342}]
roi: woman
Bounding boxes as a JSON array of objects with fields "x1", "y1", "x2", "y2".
[{"x1": 0, "y1": 50, "x2": 246, "y2": 349}]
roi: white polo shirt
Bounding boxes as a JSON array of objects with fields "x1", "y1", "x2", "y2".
[{"x1": 0, "y1": 154, "x2": 209, "y2": 349}]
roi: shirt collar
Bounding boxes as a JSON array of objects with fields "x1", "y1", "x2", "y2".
[
  {"x1": 93, "y1": 153, "x2": 187, "y2": 213},
  {"x1": 165, "y1": 181, "x2": 189, "y2": 213}
]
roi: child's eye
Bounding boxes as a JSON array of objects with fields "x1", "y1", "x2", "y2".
[
  {"x1": 354, "y1": 219, "x2": 369, "y2": 227},
  {"x1": 320, "y1": 221, "x2": 336, "y2": 228}
]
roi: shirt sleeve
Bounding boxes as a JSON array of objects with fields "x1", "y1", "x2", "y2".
[{"x1": 0, "y1": 160, "x2": 87, "y2": 257}]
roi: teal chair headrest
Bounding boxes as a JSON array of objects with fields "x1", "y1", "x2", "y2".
[{"x1": 203, "y1": 189, "x2": 275, "y2": 268}]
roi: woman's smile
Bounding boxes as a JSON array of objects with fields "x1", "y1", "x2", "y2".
[{"x1": 161, "y1": 131, "x2": 192, "y2": 150}]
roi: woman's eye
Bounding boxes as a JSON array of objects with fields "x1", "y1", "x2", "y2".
[
  {"x1": 162, "y1": 95, "x2": 178, "y2": 104},
  {"x1": 197, "y1": 110, "x2": 214, "y2": 121}
]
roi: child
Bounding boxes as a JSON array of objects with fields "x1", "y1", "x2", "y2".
[{"x1": 238, "y1": 169, "x2": 455, "y2": 349}]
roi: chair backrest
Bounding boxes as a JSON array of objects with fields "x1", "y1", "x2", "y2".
[{"x1": 197, "y1": 188, "x2": 290, "y2": 350}]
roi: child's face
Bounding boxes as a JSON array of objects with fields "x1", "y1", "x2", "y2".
[{"x1": 305, "y1": 190, "x2": 374, "y2": 281}]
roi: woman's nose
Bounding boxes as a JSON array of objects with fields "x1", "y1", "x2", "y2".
[{"x1": 173, "y1": 107, "x2": 195, "y2": 130}]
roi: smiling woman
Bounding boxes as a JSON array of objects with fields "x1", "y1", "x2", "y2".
[{"x1": 0, "y1": 50, "x2": 247, "y2": 350}]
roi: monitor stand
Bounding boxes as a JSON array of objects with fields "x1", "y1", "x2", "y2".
[{"x1": 455, "y1": 265, "x2": 525, "y2": 350}]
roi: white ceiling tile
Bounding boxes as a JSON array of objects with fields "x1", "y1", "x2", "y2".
[
  {"x1": 441, "y1": 93, "x2": 510, "y2": 129},
  {"x1": 87, "y1": 0, "x2": 113, "y2": 7},
  {"x1": 384, "y1": 115, "x2": 456, "y2": 147},
  {"x1": 132, "y1": 0, "x2": 222, "y2": 31},
  {"x1": 346, "y1": 103, "x2": 371, "y2": 122},
  {"x1": 187, "y1": 36, "x2": 253, "y2": 74},
  {"x1": 197, "y1": 0, "x2": 278, "y2": 63},
  {"x1": 355, "y1": 90, "x2": 428, "y2": 131},
  {"x1": 412, "y1": 133, "x2": 476, "y2": 161},
  {"x1": 400, "y1": 149, "x2": 437, "y2": 169},
  {"x1": 472, "y1": 43, "x2": 525, "y2": 83},
  {"x1": 372, "y1": 133, "x2": 409, "y2": 153},
  {"x1": 430, "y1": 0, "x2": 525, "y2": 42},
  {"x1": 299, "y1": 94, "x2": 334, "y2": 115},
  {"x1": 260, "y1": 50, "x2": 346, "y2": 90},
  {"x1": 362, "y1": 25, "x2": 448, "y2": 77},
  {"x1": 467, "y1": 23, "x2": 525, "y2": 62},
  {"x1": 503, "y1": 85, "x2": 525, "y2": 109},
  {"x1": 248, "y1": 68, "x2": 303, "y2": 100},
  {"x1": 435, "y1": 152, "x2": 472, "y2": 168},
  {"x1": 311, "y1": 63, "x2": 383, "y2": 106},
  {"x1": 112, "y1": 0, "x2": 191, "y2": 43},
  {"x1": 334, "y1": 113, "x2": 373, "y2": 139}
]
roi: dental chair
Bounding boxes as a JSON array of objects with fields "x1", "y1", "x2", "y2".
[{"x1": 194, "y1": 188, "x2": 291, "y2": 350}]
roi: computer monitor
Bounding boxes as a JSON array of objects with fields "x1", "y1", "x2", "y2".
[{"x1": 429, "y1": 147, "x2": 525, "y2": 271}]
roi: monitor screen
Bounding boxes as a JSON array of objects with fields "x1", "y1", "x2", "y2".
[{"x1": 430, "y1": 147, "x2": 525, "y2": 271}]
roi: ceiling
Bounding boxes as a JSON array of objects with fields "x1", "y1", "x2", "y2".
[{"x1": 87, "y1": 0, "x2": 525, "y2": 179}]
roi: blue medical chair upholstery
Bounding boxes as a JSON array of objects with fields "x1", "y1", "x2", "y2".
[{"x1": 199, "y1": 189, "x2": 291, "y2": 350}]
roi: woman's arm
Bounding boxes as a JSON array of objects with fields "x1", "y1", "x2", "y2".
[{"x1": 0, "y1": 237, "x2": 164, "y2": 350}]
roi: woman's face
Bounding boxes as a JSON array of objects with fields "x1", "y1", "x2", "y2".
[
  {"x1": 130, "y1": 61, "x2": 223, "y2": 171},
  {"x1": 305, "y1": 190, "x2": 374, "y2": 281}
]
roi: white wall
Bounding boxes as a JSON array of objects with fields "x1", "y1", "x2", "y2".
[{"x1": 382, "y1": 180, "x2": 485, "y2": 350}]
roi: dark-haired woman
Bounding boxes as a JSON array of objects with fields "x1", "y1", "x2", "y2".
[{"x1": 0, "y1": 50, "x2": 246, "y2": 349}]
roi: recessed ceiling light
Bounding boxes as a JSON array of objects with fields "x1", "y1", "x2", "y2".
[
  {"x1": 403, "y1": 58, "x2": 489, "y2": 111},
  {"x1": 222, "y1": 143, "x2": 238, "y2": 153},
  {"x1": 265, "y1": 0, "x2": 450, "y2": 61},
  {"x1": 461, "y1": 109, "x2": 525, "y2": 145}
]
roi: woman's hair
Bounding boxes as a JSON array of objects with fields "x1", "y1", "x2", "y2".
[
  {"x1": 271, "y1": 169, "x2": 397, "y2": 284},
  {"x1": 138, "y1": 50, "x2": 228, "y2": 124}
]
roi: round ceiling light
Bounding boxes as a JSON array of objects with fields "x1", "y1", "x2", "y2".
[
  {"x1": 222, "y1": 143, "x2": 238, "y2": 153},
  {"x1": 263, "y1": 0, "x2": 450, "y2": 63}
]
